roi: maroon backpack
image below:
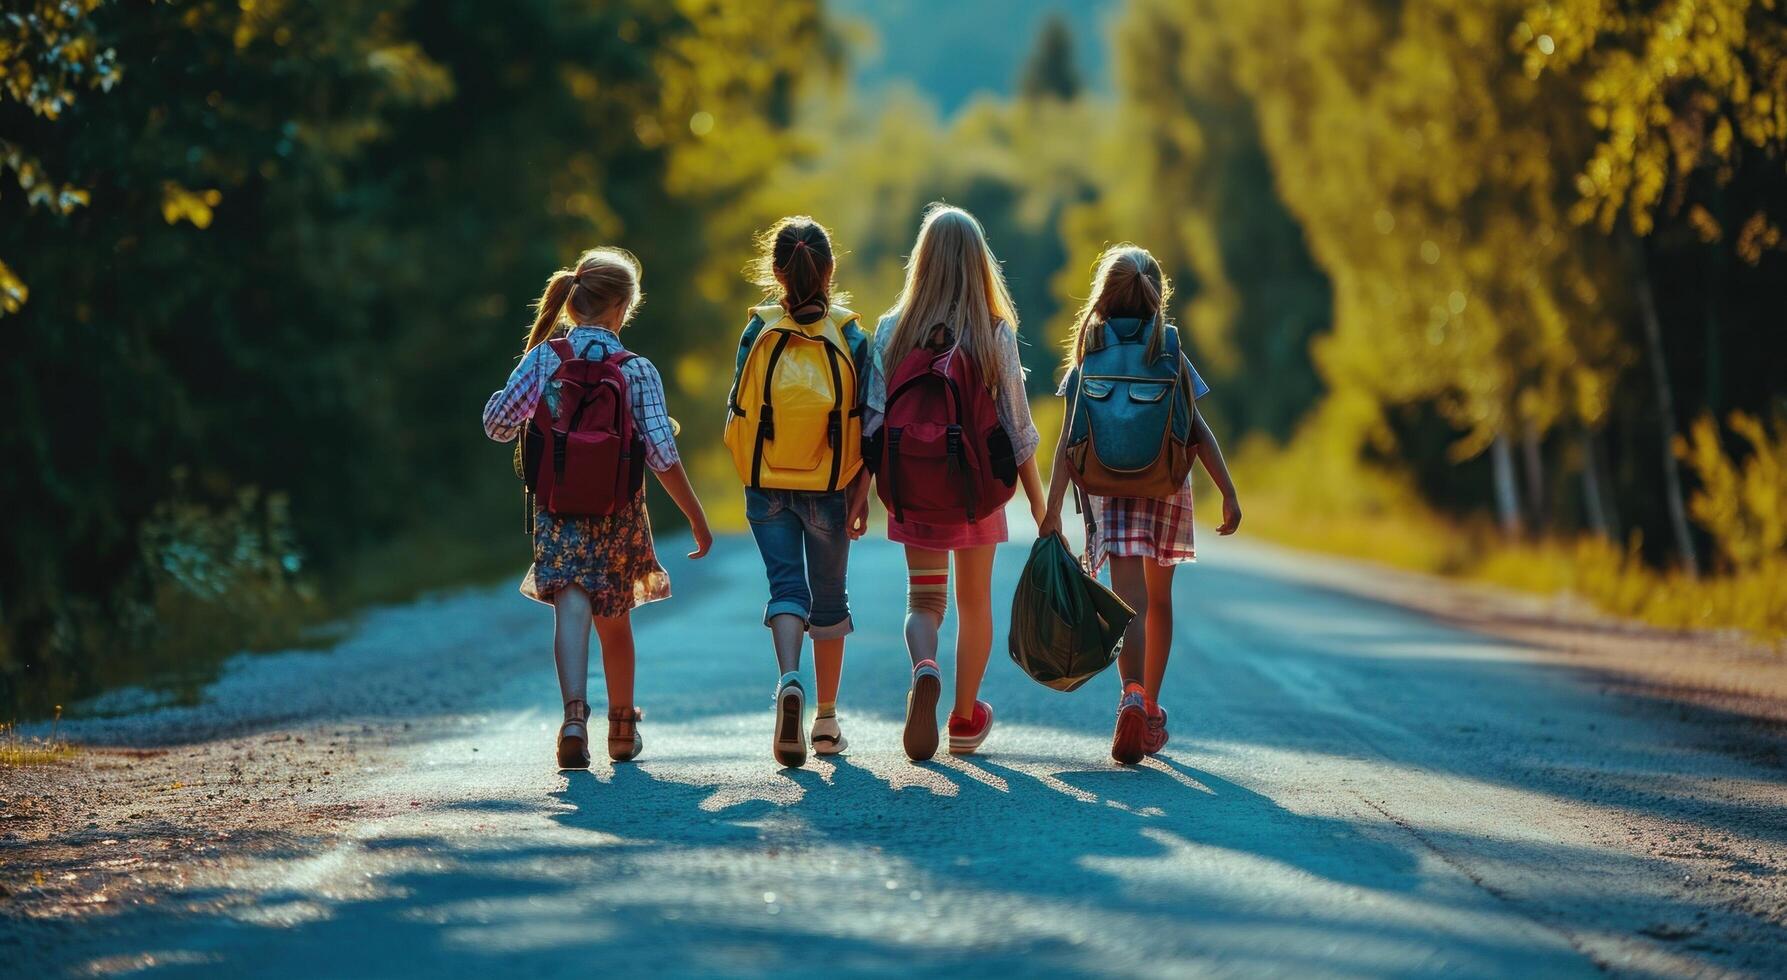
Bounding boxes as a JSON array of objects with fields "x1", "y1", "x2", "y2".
[
  {"x1": 522, "y1": 338, "x2": 644, "y2": 518},
  {"x1": 873, "y1": 329, "x2": 1017, "y2": 524}
]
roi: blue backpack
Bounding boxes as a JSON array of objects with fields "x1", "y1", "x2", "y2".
[{"x1": 1063, "y1": 316, "x2": 1197, "y2": 499}]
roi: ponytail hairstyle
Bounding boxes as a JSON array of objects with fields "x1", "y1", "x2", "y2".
[
  {"x1": 523, "y1": 246, "x2": 644, "y2": 353},
  {"x1": 881, "y1": 203, "x2": 1020, "y2": 392},
  {"x1": 1066, "y1": 244, "x2": 1172, "y2": 365},
  {"x1": 749, "y1": 215, "x2": 846, "y2": 324}
]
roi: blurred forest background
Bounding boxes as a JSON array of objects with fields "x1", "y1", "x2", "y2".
[{"x1": 2, "y1": 0, "x2": 1783, "y2": 717}]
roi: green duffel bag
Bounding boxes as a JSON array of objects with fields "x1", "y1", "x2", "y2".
[{"x1": 1008, "y1": 534, "x2": 1135, "y2": 692}]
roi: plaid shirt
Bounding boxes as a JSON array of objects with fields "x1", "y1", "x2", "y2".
[{"x1": 482, "y1": 325, "x2": 680, "y2": 472}]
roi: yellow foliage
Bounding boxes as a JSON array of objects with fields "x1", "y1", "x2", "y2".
[
  {"x1": 1677, "y1": 411, "x2": 1787, "y2": 571},
  {"x1": 160, "y1": 183, "x2": 223, "y2": 229},
  {"x1": 1236, "y1": 434, "x2": 1787, "y2": 643},
  {"x1": 0, "y1": 257, "x2": 26, "y2": 314}
]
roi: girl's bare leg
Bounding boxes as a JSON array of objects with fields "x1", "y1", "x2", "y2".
[
  {"x1": 903, "y1": 545, "x2": 948, "y2": 667},
  {"x1": 593, "y1": 611, "x2": 636, "y2": 712},
  {"x1": 1108, "y1": 558, "x2": 1147, "y2": 686},
  {"x1": 1141, "y1": 562, "x2": 1177, "y2": 701},
  {"x1": 553, "y1": 585, "x2": 593, "y2": 710},
  {"x1": 813, "y1": 636, "x2": 844, "y2": 705},
  {"x1": 950, "y1": 544, "x2": 997, "y2": 719}
]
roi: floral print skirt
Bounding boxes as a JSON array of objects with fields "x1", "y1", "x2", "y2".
[{"x1": 521, "y1": 491, "x2": 670, "y2": 618}]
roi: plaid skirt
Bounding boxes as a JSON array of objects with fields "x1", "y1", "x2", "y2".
[
  {"x1": 521, "y1": 491, "x2": 671, "y2": 618},
  {"x1": 1080, "y1": 480, "x2": 1197, "y2": 576}
]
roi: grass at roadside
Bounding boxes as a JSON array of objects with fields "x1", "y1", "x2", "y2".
[
  {"x1": 1, "y1": 712, "x2": 77, "y2": 766},
  {"x1": 1224, "y1": 444, "x2": 1787, "y2": 646}
]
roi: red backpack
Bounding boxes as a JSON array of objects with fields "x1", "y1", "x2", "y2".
[
  {"x1": 522, "y1": 338, "x2": 645, "y2": 518},
  {"x1": 873, "y1": 330, "x2": 1017, "y2": 524}
]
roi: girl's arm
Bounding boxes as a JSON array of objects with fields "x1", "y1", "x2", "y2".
[
  {"x1": 628, "y1": 356, "x2": 712, "y2": 558},
  {"x1": 481, "y1": 346, "x2": 550, "y2": 442},
  {"x1": 652, "y1": 462, "x2": 713, "y2": 559},
  {"x1": 993, "y1": 325, "x2": 1046, "y2": 523},
  {"x1": 1037, "y1": 425, "x2": 1071, "y2": 539},
  {"x1": 1018, "y1": 456, "x2": 1045, "y2": 527},
  {"x1": 1192, "y1": 411, "x2": 1242, "y2": 535}
]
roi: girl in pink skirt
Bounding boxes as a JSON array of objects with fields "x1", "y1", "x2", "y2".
[{"x1": 862, "y1": 204, "x2": 1045, "y2": 761}]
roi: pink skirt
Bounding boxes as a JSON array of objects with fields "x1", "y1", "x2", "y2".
[{"x1": 888, "y1": 508, "x2": 1009, "y2": 552}]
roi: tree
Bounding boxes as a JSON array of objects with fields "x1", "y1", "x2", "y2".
[
  {"x1": 0, "y1": 0, "x2": 832, "y2": 714},
  {"x1": 1019, "y1": 13, "x2": 1082, "y2": 102}
]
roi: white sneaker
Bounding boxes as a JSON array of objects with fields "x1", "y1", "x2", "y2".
[
  {"x1": 810, "y1": 714, "x2": 848, "y2": 755},
  {"x1": 773, "y1": 672, "x2": 807, "y2": 768}
]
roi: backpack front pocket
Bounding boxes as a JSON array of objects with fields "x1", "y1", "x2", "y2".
[
  {"x1": 552, "y1": 430, "x2": 623, "y2": 515},
  {"x1": 762, "y1": 336, "x2": 837, "y2": 473}
]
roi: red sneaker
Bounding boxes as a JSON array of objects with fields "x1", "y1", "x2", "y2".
[
  {"x1": 1143, "y1": 701, "x2": 1169, "y2": 755},
  {"x1": 1111, "y1": 683, "x2": 1147, "y2": 765},
  {"x1": 947, "y1": 699, "x2": 994, "y2": 755}
]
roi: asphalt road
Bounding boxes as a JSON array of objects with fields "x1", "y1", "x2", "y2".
[{"x1": 9, "y1": 516, "x2": 1787, "y2": 978}]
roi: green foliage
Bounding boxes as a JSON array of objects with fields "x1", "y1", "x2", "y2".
[{"x1": 0, "y1": 0, "x2": 831, "y2": 715}]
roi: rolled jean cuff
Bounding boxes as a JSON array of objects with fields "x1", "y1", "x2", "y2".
[
  {"x1": 807, "y1": 613, "x2": 853, "y2": 640},
  {"x1": 763, "y1": 599, "x2": 810, "y2": 629}
]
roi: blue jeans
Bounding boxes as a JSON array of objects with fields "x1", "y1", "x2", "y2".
[{"x1": 744, "y1": 487, "x2": 853, "y2": 639}]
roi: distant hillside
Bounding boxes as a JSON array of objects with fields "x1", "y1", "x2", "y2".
[{"x1": 830, "y1": 0, "x2": 1118, "y2": 112}]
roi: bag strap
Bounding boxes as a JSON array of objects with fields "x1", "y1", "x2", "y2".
[{"x1": 823, "y1": 342, "x2": 846, "y2": 492}]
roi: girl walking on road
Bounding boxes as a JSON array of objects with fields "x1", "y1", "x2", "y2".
[
  {"x1": 1039, "y1": 244, "x2": 1240, "y2": 764},
  {"x1": 725, "y1": 216, "x2": 874, "y2": 768},
  {"x1": 863, "y1": 204, "x2": 1046, "y2": 761},
  {"x1": 483, "y1": 247, "x2": 712, "y2": 769}
]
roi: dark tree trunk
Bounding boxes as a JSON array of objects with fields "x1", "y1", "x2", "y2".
[{"x1": 1634, "y1": 253, "x2": 1699, "y2": 574}]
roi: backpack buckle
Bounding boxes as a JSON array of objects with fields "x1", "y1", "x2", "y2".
[{"x1": 945, "y1": 425, "x2": 962, "y2": 456}]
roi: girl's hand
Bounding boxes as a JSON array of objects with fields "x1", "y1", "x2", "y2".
[
  {"x1": 1036, "y1": 509, "x2": 1063, "y2": 540},
  {"x1": 847, "y1": 493, "x2": 870, "y2": 540},
  {"x1": 846, "y1": 471, "x2": 872, "y2": 540},
  {"x1": 688, "y1": 518, "x2": 713, "y2": 559},
  {"x1": 1217, "y1": 493, "x2": 1242, "y2": 535}
]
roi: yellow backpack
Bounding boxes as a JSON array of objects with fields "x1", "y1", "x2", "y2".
[{"x1": 725, "y1": 303, "x2": 863, "y2": 492}]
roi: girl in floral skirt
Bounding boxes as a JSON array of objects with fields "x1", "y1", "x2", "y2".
[{"x1": 483, "y1": 247, "x2": 712, "y2": 768}]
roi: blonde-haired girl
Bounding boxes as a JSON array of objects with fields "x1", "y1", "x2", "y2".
[
  {"x1": 483, "y1": 247, "x2": 712, "y2": 768},
  {"x1": 1039, "y1": 244, "x2": 1240, "y2": 764},
  {"x1": 863, "y1": 204, "x2": 1045, "y2": 760}
]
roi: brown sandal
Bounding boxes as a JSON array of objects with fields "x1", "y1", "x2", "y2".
[
  {"x1": 557, "y1": 699, "x2": 592, "y2": 770},
  {"x1": 608, "y1": 706, "x2": 644, "y2": 762}
]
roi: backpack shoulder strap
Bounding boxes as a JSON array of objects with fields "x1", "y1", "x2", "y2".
[
  {"x1": 548, "y1": 337, "x2": 577, "y2": 365},
  {"x1": 728, "y1": 314, "x2": 769, "y2": 418},
  {"x1": 1159, "y1": 322, "x2": 1181, "y2": 364}
]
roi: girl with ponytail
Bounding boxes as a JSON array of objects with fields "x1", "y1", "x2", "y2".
[
  {"x1": 729, "y1": 216, "x2": 873, "y2": 767},
  {"x1": 1038, "y1": 244, "x2": 1241, "y2": 764},
  {"x1": 483, "y1": 247, "x2": 712, "y2": 769}
]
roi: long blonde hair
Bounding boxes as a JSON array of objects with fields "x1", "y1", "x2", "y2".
[
  {"x1": 1066, "y1": 244, "x2": 1172, "y2": 365},
  {"x1": 524, "y1": 247, "x2": 644, "y2": 352},
  {"x1": 881, "y1": 204, "x2": 1019, "y2": 390}
]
